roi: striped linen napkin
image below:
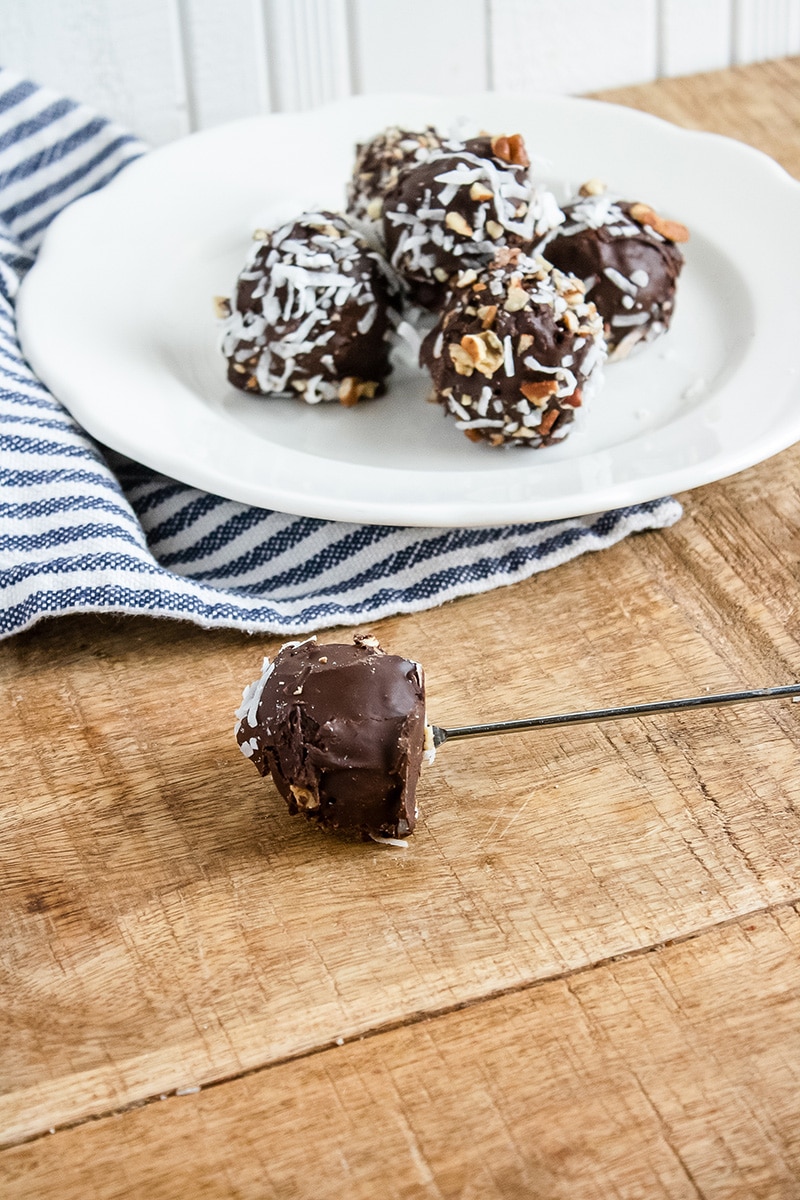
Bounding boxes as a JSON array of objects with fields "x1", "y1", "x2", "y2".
[{"x1": 0, "y1": 69, "x2": 681, "y2": 641}]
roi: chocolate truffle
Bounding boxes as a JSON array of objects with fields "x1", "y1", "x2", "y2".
[
  {"x1": 346, "y1": 125, "x2": 443, "y2": 223},
  {"x1": 382, "y1": 134, "x2": 564, "y2": 310},
  {"x1": 539, "y1": 183, "x2": 688, "y2": 360},
  {"x1": 220, "y1": 211, "x2": 400, "y2": 405},
  {"x1": 420, "y1": 249, "x2": 606, "y2": 447},
  {"x1": 235, "y1": 636, "x2": 434, "y2": 842}
]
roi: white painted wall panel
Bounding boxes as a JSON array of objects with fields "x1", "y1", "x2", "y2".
[
  {"x1": 179, "y1": 0, "x2": 271, "y2": 130},
  {"x1": 659, "y1": 0, "x2": 732, "y2": 77},
  {"x1": 733, "y1": 0, "x2": 800, "y2": 64},
  {"x1": 0, "y1": 0, "x2": 190, "y2": 145},
  {"x1": 350, "y1": 0, "x2": 488, "y2": 95},
  {"x1": 265, "y1": 0, "x2": 352, "y2": 111},
  {"x1": 489, "y1": 0, "x2": 658, "y2": 94},
  {"x1": 3, "y1": 0, "x2": 800, "y2": 144}
]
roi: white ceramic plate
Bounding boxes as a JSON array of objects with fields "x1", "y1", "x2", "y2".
[{"x1": 17, "y1": 92, "x2": 800, "y2": 526}]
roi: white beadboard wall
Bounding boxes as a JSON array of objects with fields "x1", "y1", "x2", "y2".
[{"x1": 1, "y1": 0, "x2": 799, "y2": 145}]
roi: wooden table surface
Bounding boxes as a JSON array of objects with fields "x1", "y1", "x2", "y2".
[{"x1": 2, "y1": 58, "x2": 800, "y2": 1200}]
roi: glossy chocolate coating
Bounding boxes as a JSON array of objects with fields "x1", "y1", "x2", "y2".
[
  {"x1": 346, "y1": 125, "x2": 443, "y2": 223},
  {"x1": 235, "y1": 638, "x2": 427, "y2": 840},
  {"x1": 221, "y1": 211, "x2": 399, "y2": 404},
  {"x1": 420, "y1": 252, "x2": 606, "y2": 447},
  {"x1": 540, "y1": 195, "x2": 684, "y2": 358},
  {"x1": 382, "y1": 136, "x2": 562, "y2": 311}
]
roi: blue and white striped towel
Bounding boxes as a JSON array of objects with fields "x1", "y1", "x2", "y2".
[{"x1": 0, "y1": 69, "x2": 681, "y2": 641}]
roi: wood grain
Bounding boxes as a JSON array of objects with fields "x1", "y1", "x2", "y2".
[
  {"x1": 595, "y1": 57, "x2": 800, "y2": 178},
  {"x1": 2, "y1": 57, "x2": 800, "y2": 1197},
  {"x1": 3, "y1": 907, "x2": 799, "y2": 1197},
  {"x1": 1, "y1": 440, "x2": 798, "y2": 1145}
]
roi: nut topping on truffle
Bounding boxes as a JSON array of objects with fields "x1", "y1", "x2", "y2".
[
  {"x1": 420, "y1": 254, "x2": 606, "y2": 447},
  {"x1": 347, "y1": 125, "x2": 444, "y2": 223},
  {"x1": 539, "y1": 185, "x2": 687, "y2": 360},
  {"x1": 382, "y1": 135, "x2": 564, "y2": 310}
]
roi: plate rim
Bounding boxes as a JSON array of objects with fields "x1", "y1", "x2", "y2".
[{"x1": 17, "y1": 90, "x2": 800, "y2": 527}]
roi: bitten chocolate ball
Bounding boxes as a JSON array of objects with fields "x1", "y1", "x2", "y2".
[
  {"x1": 382, "y1": 134, "x2": 564, "y2": 310},
  {"x1": 346, "y1": 125, "x2": 443, "y2": 223},
  {"x1": 420, "y1": 249, "x2": 606, "y2": 447},
  {"x1": 539, "y1": 183, "x2": 688, "y2": 360},
  {"x1": 220, "y1": 211, "x2": 400, "y2": 405},
  {"x1": 235, "y1": 636, "x2": 434, "y2": 842}
]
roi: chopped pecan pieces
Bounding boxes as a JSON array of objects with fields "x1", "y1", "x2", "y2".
[
  {"x1": 579, "y1": 178, "x2": 606, "y2": 197},
  {"x1": 520, "y1": 380, "x2": 559, "y2": 407},
  {"x1": 504, "y1": 283, "x2": 530, "y2": 313},
  {"x1": 460, "y1": 330, "x2": 504, "y2": 377},
  {"x1": 449, "y1": 343, "x2": 476, "y2": 376},
  {"x1": 290, "y1": 785, "x2": 319, "y2": 811},
  {"x1": 477, "y1": 304, "x2": 498, "y2": 329},
  {"x1": 469, "y1": 181, "x2": 494, "y2": 202},
  {"x1": 491, "y1": 246, "x2": 521, "y2": 268},
  {"x1": 537, "y1": 409, "x2": 560, "y2": 436},
  {"x1": 629, "y1": 203, "x2": 689, "y2": 243},
  {"x1": 490, "y1": 133, "x2": 530, "y2": 169},
  {"x1": 338, "y1": 377, "x2": 378, "y2": 406},
  {"x1": 445, "y1": 211, "x2": 474, "y2": 238}
]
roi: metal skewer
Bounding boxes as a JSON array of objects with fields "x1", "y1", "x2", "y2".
[{"x1": 431, "y1": 683, "x2": 800, "y2": 748}]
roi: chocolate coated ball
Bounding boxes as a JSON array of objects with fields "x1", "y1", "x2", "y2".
[
  {"x1": 540, "y1": 186, "x2": 687, "y2": 359},
  {"x1": 235, "y1": 637, "x2": 433, "y2": 841},
  {"x1": 383, "y1": 135, "x2": 563, "y2": 310},
  {"x1": 420, "y1": 250, "x2": 606, "y2": 447},
  {"x1": 221, "y1": 211, "x2": 399, "y2": 405}
]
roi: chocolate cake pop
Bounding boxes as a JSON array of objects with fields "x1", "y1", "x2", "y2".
[
  {"x1": 346, "y1": 125, "x2": 443, "y2": 223},
  {"x1": 382, "y1": 134, "x2": 564, "y2": 310},
  {"x1": 220, "y1": 211, "x2": 400, "y2": 405},
  {"x1": 539, "y1": 182, "x2": 688, "y2": 360},
  {"x1": 420, "y1": 249, "x2": 606, "y2": 447},
  {"x1": 235, "y1": 639, "x2": 800, "y2": 847},
  {"x1": 235, "y1": 636, "x2": 434, "y2": 842}
]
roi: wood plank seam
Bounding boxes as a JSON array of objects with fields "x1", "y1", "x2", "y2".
[{"x1": 4, "y1": 892, "x2": 798, "y2": 1153}]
